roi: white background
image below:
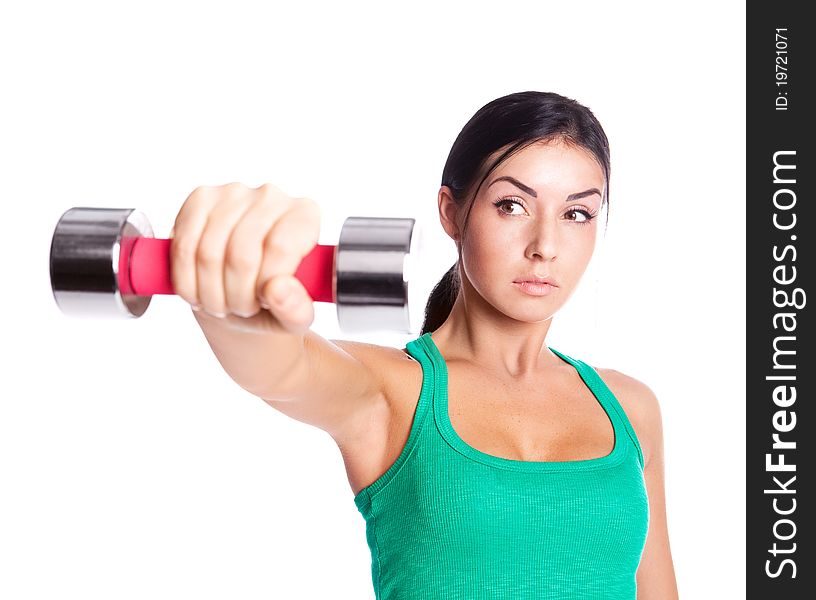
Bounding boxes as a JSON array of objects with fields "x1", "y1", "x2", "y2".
[{"x1": 0, "y1": 1, "x2": 745, "y2": 598}]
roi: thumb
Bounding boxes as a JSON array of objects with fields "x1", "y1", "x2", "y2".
[{"x1": 261, "y1": 275, "x2": 314, "y2": 335}]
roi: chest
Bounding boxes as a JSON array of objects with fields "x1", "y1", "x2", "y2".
[
  {"x1": 342, "y1": 352, "x2": 622, "y2": 498},
  {"x1": 436, "y1": 362, "x2": 616, "y2": 463}
]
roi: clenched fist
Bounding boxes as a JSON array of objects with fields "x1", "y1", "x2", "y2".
[{"x1": 170, "y1": 182, "x2": 321, "y2": 335}]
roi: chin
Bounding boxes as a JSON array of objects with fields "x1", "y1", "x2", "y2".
[
  {"x1": 511, "y1": 311, "x2": 555, "y2": 325},
  {"x1": 499, "y1": 301, "x2": 559, "y2": 323}
]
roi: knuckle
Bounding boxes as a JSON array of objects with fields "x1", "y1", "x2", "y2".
[
  {"x1": 257, "y1": 181, "x2": 282, "y2": 194},
  {"x1": 291, "y1": 197, "x2": 320, "y2": 222},
  {"x1": 293, "y1": 197, "x2": 321, "y2": 226},
  {"x1": 256, "y1": 183, "x2": 289, "y2": 206},
  {"x1": 224, "y1": 241, "x2": 256, "y2": 272},
  {"x1": 196, "y1": 244, "x2": 222, "y2": 268},
  {"x1": 256, "y1": 182, "x2": 279, "y2": 194},
  {"x1": 221, "y1": 181, "x2": 246, "y2": 193},
  {"x1": 264, "y1": 232, "x2": 291, "y2": 257},
  {"x1": 295, "y1": 196, "x2": 319, "y2": 211},
  {"x1": 188, "y1": 185, "x2": 212, "y2": 204}
]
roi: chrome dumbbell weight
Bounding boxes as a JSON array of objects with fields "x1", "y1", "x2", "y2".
[{"x1": 49, "y1": 207, "x2": 426, "y2": 333}]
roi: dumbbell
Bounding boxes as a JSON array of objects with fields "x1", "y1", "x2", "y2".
[{"x1": 49, "y1": 207, "x2": 427, "y2": 333}]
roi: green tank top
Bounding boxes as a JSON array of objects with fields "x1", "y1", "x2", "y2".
[{"x1": 353, "y1": 332, "x2": 649, "y2": 599}]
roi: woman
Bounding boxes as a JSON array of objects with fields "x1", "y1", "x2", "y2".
[{"x1": 171, "y1": 91, "x2": 679, "y2": 599}]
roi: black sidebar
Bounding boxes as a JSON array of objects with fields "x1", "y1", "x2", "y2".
[{"x1": 747, "y1": 2, "x2": 814, "y2": 598}]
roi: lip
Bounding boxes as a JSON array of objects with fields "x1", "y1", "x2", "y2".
[
  {"x1": 512, "y1": 280, "x2": 558, "y2": 296},
  {"x1": 513, "y1": 275, "x2": 559, "y2": 287}
]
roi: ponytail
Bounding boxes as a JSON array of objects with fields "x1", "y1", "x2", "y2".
[{"x1": 420, "y1": 260, "x2": 460, "y2": 335}]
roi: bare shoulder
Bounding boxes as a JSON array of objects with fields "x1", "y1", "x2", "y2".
[
  {"x1": 327, "y1": 338, "x2": 420, "y2": 434},
  {"x1": 327, "y1": 339, "x2": 422, "y2": 496},
  {"x1": 329, "y1": 338, "x2": 417, "y2": 392},
  {"x1": 593, "y1": 366, "x2": 664, "y2": 468},
  {"x1": 328, "y1": 337, "x2": 408, "y2": 368}
]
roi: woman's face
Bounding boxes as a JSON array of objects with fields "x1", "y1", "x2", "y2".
[{"x1": 440, "y1": 138, "x2": 606, "y2": 323}]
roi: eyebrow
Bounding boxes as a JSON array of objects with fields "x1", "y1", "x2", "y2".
[{"x1": 487, "y1": 175, "x2": 601, "y2": 202}]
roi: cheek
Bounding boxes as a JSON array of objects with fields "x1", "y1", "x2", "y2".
[
  {"x1": 559, "y1": 237, "x2": 597, "y2": 289},
  {"x1": 462, "y1": 243, "x2": 498, "y2": 287},
  {"x1": 462, "y1": 219, "x2": 514, "y2": 298},
  {"x1": 573, "y1": 234, "x2": 596, "y2": 260},
  {"x1": 461, "y1": 220, "x2": 516, "y2": 277}
]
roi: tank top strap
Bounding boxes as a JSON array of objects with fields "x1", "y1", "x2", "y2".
[
  {"x1": 549, "y1": 347, "x2": 646, "y2": 470},
  {"x1": 352, "y1": 334, "x2": 436, "y2": 517},
  {"x1": 402, "y1": 334, "x2": 437, "y2": 432}
]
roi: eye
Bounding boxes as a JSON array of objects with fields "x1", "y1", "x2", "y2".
[
  {"x1": 492, "y1": 197, "x2": 527, "y2": 216},
  {"x1": 565, "y1": 206, "x2": 598, "y2": 225}
]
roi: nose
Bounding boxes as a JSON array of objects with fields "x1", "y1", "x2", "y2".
[{"x1": 526, "y1": 217, "x2": 558, "y2": 262}]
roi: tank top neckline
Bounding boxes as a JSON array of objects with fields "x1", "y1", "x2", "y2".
[{"x1": 417, "y1": 331, "x2": 629, "y2": 473}]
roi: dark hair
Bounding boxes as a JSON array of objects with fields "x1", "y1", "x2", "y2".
[{"x1": 420, "y1": 90, "x2": 611, "y2": 335}]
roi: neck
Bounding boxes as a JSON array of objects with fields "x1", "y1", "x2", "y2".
[{"x1": 431, "y1": 277, "x2": 563, "y2": 380}]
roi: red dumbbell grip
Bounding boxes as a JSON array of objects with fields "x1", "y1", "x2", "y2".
[{"x1": 120, "y1": 237, "x2": 336, "y2": 303}]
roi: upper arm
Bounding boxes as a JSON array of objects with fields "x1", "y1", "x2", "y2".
[
  {"x1": 601, "y1": 369, "x2": 679, "y2": 599},
  {"x1": 597, "y1": 368, "x2": 679, "y2": 599},
  {"x1": 633, "y1": 383, "x2": 679, "y2": 599},
  {"x1": 258, "y1": 329, "x2": 389, "y2": 444}
]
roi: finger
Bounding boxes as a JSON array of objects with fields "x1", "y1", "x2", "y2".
[
  {"x1": 223, "y1": 187, "x2": 290, "y2": 317},
  {"x1": 195, "y1": 183, "x2": 256, "y2": 316},
  {"x1": 262, "y1": 274, "x2": 315, "y2": 335},
  {"x1": 170, "y1": 187, "x2": 218, "y2": 309},
  {"x1": 256, "y1": 197, "x2": 321, "y2": 306}
]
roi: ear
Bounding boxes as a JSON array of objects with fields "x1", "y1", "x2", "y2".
[{"x1": 438, "y1": 185, "x2": 463, "y2": 242}]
